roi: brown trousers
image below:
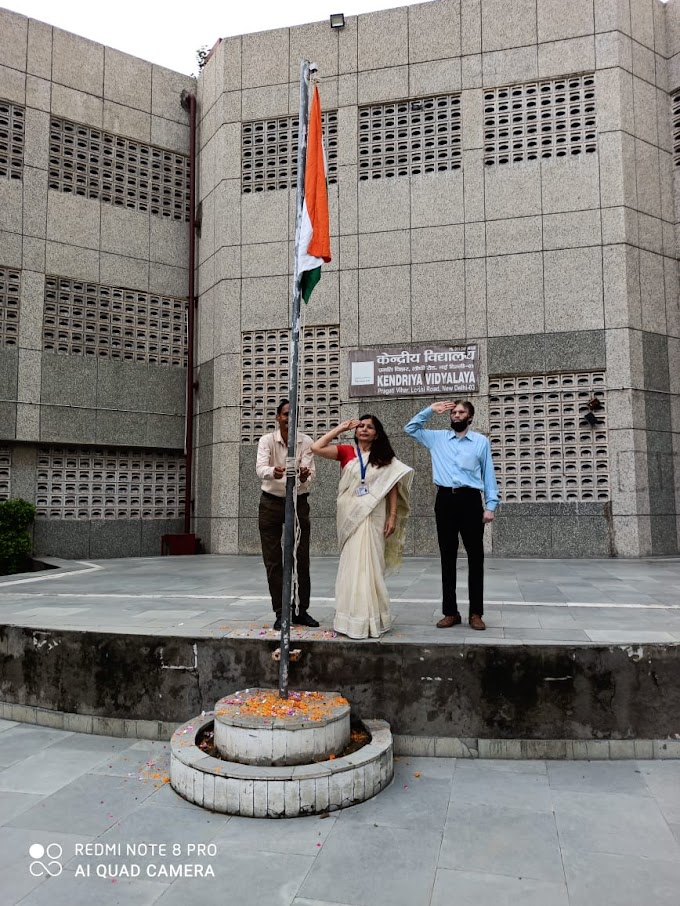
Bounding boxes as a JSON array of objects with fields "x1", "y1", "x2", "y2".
[{"x1": 258, "y1": 492, "x2": 310, "y2": 616}]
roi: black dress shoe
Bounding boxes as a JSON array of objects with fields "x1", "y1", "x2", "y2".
[
  {"x1": 293, "y1": 612, "x2": 319, "y2": 627},
  {"x1": 273, "y1": 616, "x2": 282, "y2": 631}
]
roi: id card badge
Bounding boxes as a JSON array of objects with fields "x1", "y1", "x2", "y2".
[{"x1": 355, "y1": 485, "x2": 369, "y2": 497}]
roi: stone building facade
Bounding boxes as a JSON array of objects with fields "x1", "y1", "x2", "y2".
[{"x1": 1, "y1": 0, "x2": 680, "y2": 559}]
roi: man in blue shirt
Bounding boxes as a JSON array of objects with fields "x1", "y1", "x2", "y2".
[{"x1": 405, "y1": 400, "x2": 499, "y2": 630}]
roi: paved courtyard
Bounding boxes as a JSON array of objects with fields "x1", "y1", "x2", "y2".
[
  {"x1": 1, "y1": 555, "x2": 679, "y2": 903},
  {"x1": 1, "y1": 553, "x2": 680, "y2": 644},
  {"x1": 0, "y1": 721, "x2": 678, "y2": 906}
]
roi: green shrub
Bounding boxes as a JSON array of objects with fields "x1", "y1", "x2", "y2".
[{"x1": 0, "y1": 498, "x2": 36, "y2": 576}]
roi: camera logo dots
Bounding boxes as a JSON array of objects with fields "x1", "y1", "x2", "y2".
[{"x1": 29, "y1": 843, "x2": 63, "y2": 877}]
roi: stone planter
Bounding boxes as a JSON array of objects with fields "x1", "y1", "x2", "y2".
[
  {"x1": 170, "y1": 714, "x2": 394, "y2": 817},
  {"x1": 213, "y1": 688, "x2": 351, "y2": 766}
]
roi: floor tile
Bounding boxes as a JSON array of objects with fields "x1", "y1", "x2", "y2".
[
  {"x1": 213, "y1": 813, "x2": 337, "y2": 857},
  {"x1": 440, "y1": 803, "x2": 564, "y2": 882},
  {"x1": 298, "y1": 822, "x2": 442, "y2": 906},
  {"x1": 0, "y1": 791, "x2": 45, "y2": 825},
  {"x1": 335, "y1": 759, "x2": 452, "y2": 831},
  {"x1": 552, "y1": 789, "x2": 680, "y2": 860},
  {"x1": 154, "y1": 849, "x2": 314, "y2": 906},
  {"x1": 637, "y1": 761, "x2": 680, "y2": 824},
  {"x1": 0, "y1": 827, "x2": 93, "y2": 905},
  {"x1": 0, "y1": 727, "x2": 71, "y2": 769},
  {"x1": 547, "y1": 761, "x2": 651, "y2": 796},
  {"x1": 450, "y1": 761, "x2": 553, "y2": 812},
  {"x1": 7, "y1": 772, "x2": 160, "y2": 836},
  {"x1": 563, "y1": 848, "x2": 680, "y2": 906},
  {"x1": 431, "y1": 868, "x2": 569, "y2": 906},
  {"x1": 17, "y1": 872, "x2": 169, "y2": 906}
]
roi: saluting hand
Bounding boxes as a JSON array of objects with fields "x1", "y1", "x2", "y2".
[
  {"x1": 337, "y1": 419, "x2": 360, "y2": 434},
  {"x1": 430, "y1": 401, "x2": 456, "y2": 415}
]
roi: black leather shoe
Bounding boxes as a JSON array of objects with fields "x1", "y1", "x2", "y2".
[
  {"x1": 293, "y1": 612, "x2": 320, "y2": 627},
  {"x1": 273, "y1": 616, "x2": 282, "y2": 631}
]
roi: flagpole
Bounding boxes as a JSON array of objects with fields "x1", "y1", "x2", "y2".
[{"x1": 279, "y1": 60, "x2": 311, "y2": 699}]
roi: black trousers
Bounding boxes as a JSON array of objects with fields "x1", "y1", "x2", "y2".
[
  {"x1": 434, "y1": 487, "x2": 484, "y2": 617},
  {"x1": 258, "y1": 492, "x2": 310, "y2": 616}
]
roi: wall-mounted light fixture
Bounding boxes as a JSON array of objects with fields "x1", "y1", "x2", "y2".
[
  {"x1": 330, "y1": 13, "x2": 345, "y2": 28},
  {"x1": 583, "y1": 396, "x2": 602, "y2": 427}
]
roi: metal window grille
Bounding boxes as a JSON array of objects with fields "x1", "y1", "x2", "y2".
[
  {"x1": 240, "y1": 325, "x2": 341, "y2": 442},
  {"x1": 43, "y1": 276, "x2": 187, "y2": 367},
  {"x1": 358, "y1": 94, "x2": 462, "y2": 181},
  {"x1": 488, "y1": 372, "x2": 609, "y2": 503},
  {"x1": 672, "y1": 88, "x2": 680, "y2": 168},
  {"x1": 0, "y1": 447, "x2": 11, "y2": 501},
  {"x1": 483, "y1": 73, "x2": 596, "y2": 167},
  {"x1": 0, "y1": 266, "x2": 20, "y2": 347},
  {"x1": 48, "y1": 117, "x2": 190, "y2": 221},
  {"x1": 242, "y1": 110, "x2": 338, "y2": 193},
  {"x1": 36, "y1": 447, "x2": 185, "y2": 519},
  {"x1": 0, "y1": 100, "x2": 24, "y2": 181}
]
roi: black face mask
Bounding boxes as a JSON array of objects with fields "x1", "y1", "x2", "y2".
[{"x1": 451, "y1": 417, "x2": 470, "y2": 433}]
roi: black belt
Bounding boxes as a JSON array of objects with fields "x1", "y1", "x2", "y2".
[
  {"x1": 436, "y1": 486, "x2": 480, "y2": 494},
  {"x1": 262, "y1": 491, "x2": 308, "y2": 501}
]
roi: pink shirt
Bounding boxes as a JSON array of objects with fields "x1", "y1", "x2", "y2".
[{"x1": 256, "y1": 430, "x2": 315, "y2": 497}]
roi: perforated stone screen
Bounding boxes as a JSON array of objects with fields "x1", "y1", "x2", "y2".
[
  {"x1": 358, "y1": 94, "x2": 462, "y2": 180},
  {"x1": 0, "y1": 266, "x2": 20, "y2": 347},
  {"x1": 0, "y1": 100, "x2": 24, "y2": 181},
  {"x1": 48, "y1": 117, "x2": 190, "y2": 221},
  {"x1": 489, "y1": 372, "x2": 608, "y2": 503},
  {"x1": 43, "y1": 276, "x2": 187, "y2": 367},
  {"x1": 483, "y1": 73, "x2": 596, "y2": 166},
  {"x1": 36, "y1": 447, "x2": 185, "y2": 519},
  {"x1": 240, "y1": 325, "x2": 341, "y2": 442},
  {"x1": 673, "y1": 89, "x2": 680, "y2": 168},
  {"x1": 242, "y1": 111, "x2": 338, "y2": 193},
  {"x1": 0, "y1": 448, "x2": 11, "y2": 501}
]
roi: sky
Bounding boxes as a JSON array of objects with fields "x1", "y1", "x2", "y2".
[{"x1": 2, "y1": 0, "x2": 435, "y2": 75}]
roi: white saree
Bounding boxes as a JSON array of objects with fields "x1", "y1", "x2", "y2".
[{"x1": 333, "y1": 455, "x2": 413, "y2": 639}]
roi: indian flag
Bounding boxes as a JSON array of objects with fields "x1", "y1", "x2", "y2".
[{"x1": 298, "y1": 85, "x2": 331, "y2": 303}]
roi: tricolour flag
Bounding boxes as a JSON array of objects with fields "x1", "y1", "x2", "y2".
[{"x1": 298, "y1": 85, "x2": 331, "y2": 303}]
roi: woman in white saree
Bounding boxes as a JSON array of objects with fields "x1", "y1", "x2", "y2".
[{"x1": 312, "y1": 415, "x2": 413, "y2": 639}]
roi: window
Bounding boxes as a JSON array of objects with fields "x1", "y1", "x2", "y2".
[
  {"x1": 0, "y1": 266, "x2": 20, "y2": 347},
  {"x1": 43, "y1": 276, "x2": 187, "y2": 367},
  {"x1": 36, "y1": 447, "x2": 185, "y2": 519},
  {"x1": 484, "y1": 74, "x2": 596, "y2": 166},
  {"x1": 358, "y1": 94, "x2": 462, "y2": 180},
  {"x1": 49, "y1": 117, "x2": 190, "y2": 221},
  {"x1": 489, "y1": 372, "x2": 608, "y2": 502},
  {"x1": 242, "y1": 111, "x2": 338, "y2": 193},
  {"x1": 240, "y1": 325, "x2": 341, "y2": 442},
  {"x1": 0, "y1": 447, "x2": 10, "y2": 501},
  {"x1": 672, "y1": 88, "x2": 680, "y2": 168},
  {"x1": 0, "y1": 100, "x2": 24, "y2": 181}
]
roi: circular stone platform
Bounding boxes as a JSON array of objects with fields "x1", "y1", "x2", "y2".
[
  {"x1": 214, "y1": 688, "x2": 350, "y2": 766},
  {"x1": 170, "y1": 714, "x2": 394, "y2": 817}
]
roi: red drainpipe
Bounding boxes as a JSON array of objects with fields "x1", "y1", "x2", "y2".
[{"x1": 181, "y1": 90, "x2": 197, "y2": 536}]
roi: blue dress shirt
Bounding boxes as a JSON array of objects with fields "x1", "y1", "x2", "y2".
[{"x1": 404, "y1": 406, "x2": 500, "y2": 511}]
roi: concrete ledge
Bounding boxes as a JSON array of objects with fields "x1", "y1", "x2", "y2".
[
  {"x1": 1, "y1": 702, "x2": 679, "y2": 759},
  {"x1": 391, "y1": 735, "x2": 680, "y2": 760},
  {"x1": 1, "y1": 625, "x2": 679, "y2": 742}
]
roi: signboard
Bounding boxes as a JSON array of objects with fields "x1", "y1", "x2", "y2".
[{"x1": 348, "y1": 344, "x2": 479, "y2": 398}]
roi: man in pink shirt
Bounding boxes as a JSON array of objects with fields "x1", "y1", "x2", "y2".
[{"x1": 255, "y1": 400, "x2": 319, "y2": 630}]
